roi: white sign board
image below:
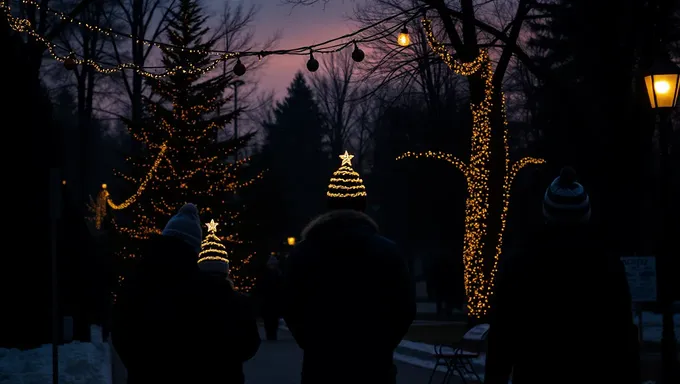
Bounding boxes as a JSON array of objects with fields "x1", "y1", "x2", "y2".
[{"x1": 620, "y1": 256, "x2": 657, "y2": 303}]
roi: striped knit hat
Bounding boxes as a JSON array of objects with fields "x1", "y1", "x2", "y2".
[{"x1": 543, "y1": 167, "x2": 591, "y2": 224}]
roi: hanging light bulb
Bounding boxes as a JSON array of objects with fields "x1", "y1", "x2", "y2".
[
  {"x1": 233, "y1": 57, "x2": 246, "y2": 76},
  {"x1": 64, "y1": 53, "x2": 77, "y2": 71},
  {"x1": 351, "y1": 42, "x2": 365, "y2": 63},
  {"x1": 397, "y1": 26, "x2": 410, "y2": 47},
  {"x1": 307, "y1": 51, "x2": 319, "y2": 72}
]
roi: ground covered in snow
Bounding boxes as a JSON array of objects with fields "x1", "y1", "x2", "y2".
[{"x1": 0, "y1": 326, "x2": 111, "y2": 384}]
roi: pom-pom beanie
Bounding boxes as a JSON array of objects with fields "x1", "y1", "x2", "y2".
[
  {"x1": 162, "y1": 203, "x2": 203, "y2": 253},
  {"x1": 543, "y1": 167, "x2": 591, "y2": 224}
]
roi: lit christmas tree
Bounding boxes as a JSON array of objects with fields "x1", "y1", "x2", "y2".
[
  {"x1": 94, "y1": 0, "x2": 262, "y2": 296},
  {"x1": 198, "y1": 219, "x2": 256, "y2": 291},
  {"x1": 327, "y1": 151, "x2": 367, "y2": 199},
  {"x1": 199, "y1": 219, "x2": 229, "y2": 266}
]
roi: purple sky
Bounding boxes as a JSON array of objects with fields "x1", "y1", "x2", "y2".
[{"x1": 208, "y1": 0, "x2": 360, "y2": 100}]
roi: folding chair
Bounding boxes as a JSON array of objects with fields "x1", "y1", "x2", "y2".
[{"x1": 427, "y1": 323, "x2": 489, "y2": 384}]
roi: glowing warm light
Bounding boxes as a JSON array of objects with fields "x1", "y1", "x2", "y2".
[
  {"x1": 644, "y1": 73, "x2": 680, "y2": 109},
  {"x1": 654, "y1": 80, "x2": 670, "y2": 94},
  {"x1": 396, "y1": 18, "x2": 545, "y2": 318},
  {"x1": 287, "y1": 237, "x2": 296, "y2": 246},
  {"x1": 1, "y1": 0, "x2": 238, "y2": 79},
  {"x1": 199, "y1": 219, "x2": 229, "y2": 264},
  {"x1": 397, "y1": 27, "x2": 410, "y2": 47},
  {"x1": 81, "y1": 1, "x2": 266, "y2": 298},
  {"x1": 339, "y1": 151, "x2": 354, "y2": 166},
  {"x1": 206, "y1": 219, "x2": 219, "y2": 233},
  {"x1": 327, "y1": 151, "x2": 367, "y2": 198}
]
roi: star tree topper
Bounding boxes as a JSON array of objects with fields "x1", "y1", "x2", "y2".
[
  {"x1": 339, "y1": 150, "x2": 354, "y2": 166},
  {"x1": 206, "y1": 219, "x2": 219, "y2": 233}
]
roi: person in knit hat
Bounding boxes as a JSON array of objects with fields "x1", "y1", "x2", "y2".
[
  {"x1": 542, "y1": 166, "x2": 591, "y2": 224},
  {"x1": 161, "y1": 203, "x2": 203, "y2": 253},
  {"x1": 112, "y1": 204, "x2": 260, "y2": 384},
  {"x1": 485, "y1": 167, "x2": 639, "y2": 384},
  {"x1": 282, "y1": 151, "x2": 416, "y2": 384}
]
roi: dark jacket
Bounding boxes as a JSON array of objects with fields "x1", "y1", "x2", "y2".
[
  {"x1": 254, "y1": 265, "x2": 283, "y2": 315},
  {"x1": 282, "y1": 210, "x2": 416, "y2": 384},
  {"x1": 484, "y1": 225, "x2": 640, "y2": 384},
  {"x1": 111, "y1": 236, "x2": 260, "y2": 384}
]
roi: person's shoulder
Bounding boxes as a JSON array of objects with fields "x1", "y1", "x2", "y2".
[
  {"x1": 368, "y1": 233, "x2": 407, "y2": 264},
  {"x1": 371, "y1": 234, "x2": 399, "y2": 253}
]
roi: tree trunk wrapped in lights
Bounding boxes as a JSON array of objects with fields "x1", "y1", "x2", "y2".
[
  {"x1": 89, "y1": 0, "x2": 262, "y2": 297},
  {"x1": 397, "y1": 18, "x2": 545, "y2": 319}
]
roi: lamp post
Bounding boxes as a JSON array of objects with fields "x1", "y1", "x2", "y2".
[
  {"x1": 643, "y1": 56, "x2": 680, "y2": 384},
  {"x1": 231, "y1": 80, "x2": 245, "y2": 162}
]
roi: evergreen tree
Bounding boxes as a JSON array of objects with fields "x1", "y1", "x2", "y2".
[
  {"x1": 104, "y1": 0, "x2": 260, "y2": 293},
  {"x1": 259, "y1": 72, "x2": 328, "y2": 245}
]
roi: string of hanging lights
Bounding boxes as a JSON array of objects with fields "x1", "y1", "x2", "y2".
[{"x1": 3, "y1": 0, "x2": 425, "y2": 77}]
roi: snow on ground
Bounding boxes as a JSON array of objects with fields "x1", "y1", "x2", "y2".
[{"x1": 0, "y1": 326, "x2": 112, "y2": 384}]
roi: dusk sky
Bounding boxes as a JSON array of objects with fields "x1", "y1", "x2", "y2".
[{"x1": 207, "y1": 0, "x2": 362, "y2": 101}]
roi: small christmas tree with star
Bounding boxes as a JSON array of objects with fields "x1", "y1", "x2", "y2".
[
  {"x1": 198, "y1": 219, "x2": 255, "y2": 291},
  {"x1": 199, "y1": 219, "x2": 229, "y2": 267},
  {"x1": 326, "y1": 151, "x2": 368, "y2": 212},
  {"x1": 327, "y1": 151, "x2": 367, "y2": 199}
]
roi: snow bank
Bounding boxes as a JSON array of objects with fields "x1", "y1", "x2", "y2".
[{"x1": 0, "y1": 326, "x2": 111, "y2": 384}]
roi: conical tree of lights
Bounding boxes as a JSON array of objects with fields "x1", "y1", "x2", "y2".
[
  {"x1": 199, "y1": 219, "x2": 229, "y2": 265},
  {"x1": 327, "y1": 151, "x2": 367, "y2": 198}
]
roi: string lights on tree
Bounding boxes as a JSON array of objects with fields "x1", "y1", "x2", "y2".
[
  {"x1": 397, "y1": 17, "x2": 545, "y2": 318},
  {"x1": 86, "y1": 0, "x2": 263, "y2": 297}
]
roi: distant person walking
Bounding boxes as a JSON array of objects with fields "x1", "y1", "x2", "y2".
[
  {"x1": 428, "y1": 254, "x2": 457, "y2": 318},
  {"x1": 112, "y1": 203, "x2": 260, "y2": 384},
  {"x1": 254, "y1": 255, "x2": 283, "y2": 340},
  {"x1": 283, "y1": 152, "x2": 416, "y2": 384},
  {"x1": 484, "y1": 167, "x2": 640, "y2": 384}
]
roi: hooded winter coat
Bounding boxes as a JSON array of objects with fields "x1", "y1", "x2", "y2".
[
  {"x1": 112, "y1": 235, "x2": 260, "y2": 384},
  {"x1": 282, "y1": 210, "x2": 416, "y2": 384},
  {"x1": 484, "y1": 225, "x2": 640, "y2": 384}
]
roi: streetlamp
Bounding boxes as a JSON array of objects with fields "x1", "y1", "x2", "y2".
[
  {"x1": 287, "y1": 237, "x2": 296, "y2": 247},
  {"x1": 643, "y1": 59, "x2": 680, "y2": 109},
  {"x1": 643, "y1": 56, "x2": 680, "y2": 384},
  {"x1": 230, "y1": 80, "x2": 245, "y2": 162}
]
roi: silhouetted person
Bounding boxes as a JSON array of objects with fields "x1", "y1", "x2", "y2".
[
  {"x1": 428, "y1": 254, "x2": 457, "y2": 317},
  {"x1": 254, "y1": 255, "x2": 283, "y2": 340},
  {"x1": 197, "y1": 245, "x2": 261, "y2": 382},
  {"x1": 112, "y1": 204, "x2": 259, "y2": 384},
  {"x1": 283, "y1": 153, "x2": 416, "y2": 384},
  {"x1": 485, "y1": 167, "x2": 640, "y2": 384}
]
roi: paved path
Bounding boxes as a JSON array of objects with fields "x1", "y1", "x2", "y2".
[{"x1": 244, "y1": 328, "x2": 449, "y2": 384}]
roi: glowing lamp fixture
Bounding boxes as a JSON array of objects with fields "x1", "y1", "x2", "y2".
[
  {"x1": 287, "y1": 237, "x2": 296, "y2": 246},
  {"x1": 644, "y1": 57, "x2": 680, "y2": 109},
  {"x1": 397, "y1": 26, "x2": 410, "y2": 47}
]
